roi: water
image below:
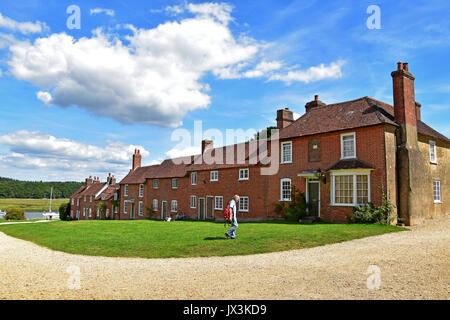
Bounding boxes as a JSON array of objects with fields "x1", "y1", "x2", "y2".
[{"x1": 25, "y1": 211, "x2": 57, "y2": 220}]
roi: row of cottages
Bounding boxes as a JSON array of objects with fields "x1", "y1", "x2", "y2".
[
  {"x1": 70, "y1": 62, "x2": 449, "y2": 225},
  {"x1": 70, "y1": 174, "x2": 119, "y2": 220}
]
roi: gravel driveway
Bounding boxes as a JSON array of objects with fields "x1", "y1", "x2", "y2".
[{"x1": 0, "y1": 216, "x2": 449, "y2": 300}]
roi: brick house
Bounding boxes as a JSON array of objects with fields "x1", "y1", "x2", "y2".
[
  {"x1": 70, "y1": 174, "x2": 119, "y2": 220},
  {"x1": 74, "y1": 62, "x2": 449, "y2": 225}
]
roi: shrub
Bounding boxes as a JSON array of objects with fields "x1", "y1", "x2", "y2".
[
  {"x1": 5, "y1": 207, "x2": 25, "y2": 220},
  {"x1": 273, "y1": 186, "x2": 309, "y2": 221},
  {"x1": 349, "y1": 187, "x2": 395, "y2": 225},
  {"x1": 59, "y1": 202, "x2": 72, "y2": 221}
]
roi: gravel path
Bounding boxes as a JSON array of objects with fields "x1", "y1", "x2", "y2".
[{"x1": 0, "y1": 216, "x2": 449, "y2": 300}]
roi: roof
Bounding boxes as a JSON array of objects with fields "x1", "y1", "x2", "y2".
[
  {"x1": 78, "y1": 182, "x2": 107, "y2": 198},
  {"x1": 327, "y1": 158, "x2": 375, "y2": 171},
  {"x1": 96, "y1": 184, "x2": 119, "y2": 201},
  {"x1": 280, "y1": 96, "x2": 449, "y2": 143},
  {"x1": 71, "y1": 185, "x2": 87, "y2": 199}
]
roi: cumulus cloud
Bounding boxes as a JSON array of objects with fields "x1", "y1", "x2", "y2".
[
  {"x1": 6, "y1": 2, "x2": 345, "y2": 127},
  {"x1": 0, "y1": 12, "x2": 49, "y2": 34},
  {"x1": 90, "y1": 8, "x2": 115, "y2": 17},
  {"x1": 268, "y1": 60, "x2": 346, "y2": 85},
  {"x1": 0, "y1": 130, "x2": 151, "y2": 181}
]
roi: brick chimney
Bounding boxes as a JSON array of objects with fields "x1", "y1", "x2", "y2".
[
  {"x1": 391, "y1": 61, "x2": 418, "y2": 147},
  {"x1": 201, "y1": 139, "x2": 214, "y2": 153},
  {"x1": 85, "y1": 176, "x2": 93, "y2": 186},
  {"x1": 415, "y1": 102, "x2": 421, "y2": 121},
  {"x1": 305, "y1": 95, "x2": 326, "y2": 113},
  {"x1": 111, "y1": 175, "x2": 116, "y2": 185},
  {"x1": 276, "y1": 108, "x2": 294, "y2": 129},
  {"x1": 132, "y1": 149, "x2": 142, "y2": 170}
]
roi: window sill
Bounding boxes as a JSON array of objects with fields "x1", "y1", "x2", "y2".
[
  {"x1": 434, "y1": 200, "x2": 442, "y2": 204},
  {"x1": 281, "y1": 161, "x2": 292, "y2": 164},
  {"x1": 280, "y1": 199, "x2": 291, "y2": 202},
  {"x1": 430, "y1": 161, "x2": 437, "y2": 165},
  {"x1": 238, "y1": 178, "x2": 249, "y2": 181},
  {"x1": 239, "y1": 210, "x2": 249, "y2": 213}
]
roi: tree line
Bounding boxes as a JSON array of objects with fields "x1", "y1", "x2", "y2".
[{"x1": 0, "y1": 177, "x2": 83, "y2": 199}]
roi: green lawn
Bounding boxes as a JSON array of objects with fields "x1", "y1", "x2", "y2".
[
  {"x1": 0, "y1": 220, "x2": 405, "y2": 258},
  {"x1": 0, "y1": 198, "x2": 69, "y2": 212}
]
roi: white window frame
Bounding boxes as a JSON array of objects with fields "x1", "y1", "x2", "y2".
[
  {"x1": 84, "y1": 195, "x2": 86, "y2": 202},
  {"x1": 340, "y1": 132, "x2": 356, "y2": 159},
  {"x1": 139, "y1": 184, "x2": 144, "y2": 197},
  {"x1": 124, "y1": 201, "x2": 128, "y2": 214},
  {"x1": 106, "y1": 209, "x2": 109, "y2": 218},
  {"x1": 210, "y1": 171, "x2": 219, "y2": 182},
  {"x1": 71, "y1": 198, "x2": 74, "y2": 205},
  {"x1": 433, "y1": 180, "x2": 442, "y2": 203},
  {"x1": 281, "y1": 141, "x2": 293, "y2": 164},
  {"x1": 89, "y1": 208, "x2": 92, "y2": 217},
  {"x1": 214, "y1": 196, "x2": 223, "y2": 210},
  {"x1": 239, "y1": 168, "x2": 249, "y2": 181},
  {"x1": 280, "y1": 178, "x2": 292, "y2": 201},
  {"x1": 171, "y1": 200, "x2": 178, "y2": 212},
  {"x1": 239, "y1": 196, "x2": 249, "y2": 212},
  {"x1": 124, "y1": 184, "x2": 129, "y2": 196},
  {"x1": 429, "y1": 140, "x2": 437, "y2": 164},
  {"x1": 330, "y1": 171, "x2": 371, "y2": 206},
  {"x1": 101, "y1": 193, "x2": 105, "y2": 200},
  {"x1": 191, "y1": 172, "x2": 197, "y2": 185},
  {"x1": 153, "y1": 179, "x2": 159, "y2": 189},
  {"x1": 138, "y1": 201, "x2": 144, "y2": 216},
  {"x1": 152, "y1": 199, "x2": 158, "y2": 212},
  {"x1": 77, "y1": 199, "x2": 79, "y2": 206},
  {"x1": 172, "y1": 178, "x2": 178, "y2": 189},
  {"x1": 90, "y1": 196, "x2": 92, "y2": 203},
  {"x1": 190, "y1": 195, "x2": 197, "y2": 209}
]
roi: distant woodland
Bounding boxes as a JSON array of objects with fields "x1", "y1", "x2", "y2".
[{"x1": 0, "y1": 177, "x2": 83, "y2": 199}]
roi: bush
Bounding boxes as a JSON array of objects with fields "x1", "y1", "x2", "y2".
[
  {"x1": 273, "y1": 186, "x2": 309, "y2": 221},
  {"x1": 349, "y1": 187, "x2": 395, "y2": 225},
  {"x1": 59, "y1": 202, "x2": 71, "y2": 221},
  {"x1": 5, "y1": 207, "x2": 25, "y2": 220}
]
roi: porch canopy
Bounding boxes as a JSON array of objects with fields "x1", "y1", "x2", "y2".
[{"x1": 297, "y1": 170, "x2": 322, "y2": 179}]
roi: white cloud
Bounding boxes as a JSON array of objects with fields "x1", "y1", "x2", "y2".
[
  {"x1": 5, "y1": 2, "x2": 345, "y2": 128},
  {"x1": 0, "y1": 131, "x2": 150, "y2": 181},
  {"x1": 165, "y1": 146, "x2": 200, "y2": 159},
  {"x1": 165, "y1": 5, "x2": 185, "y2": 15},
  {"x1": 36, "y1": 91, "x2": 52, "y2": 104},
  {"x1": 268, "y1": 60, "x2": 346, "y2": 85},
  {"x1": 90, "y1": 8, "x2": 115, "y2": 17},
  {"x1": 0, "y1": 12, "x2": 49, "y2": 34}
]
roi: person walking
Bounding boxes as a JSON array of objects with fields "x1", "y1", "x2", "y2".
[{"x1": 225, "y1": 195, "x2": 239, "y2": 240}]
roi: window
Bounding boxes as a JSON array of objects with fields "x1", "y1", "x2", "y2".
[
  {"x1": 106, "y1": 209, "x2": 109, "y2": 218},
  {"x1": 239, "y1": 168, "x2": 249, "y2": 180},
  {"x1": 101, "y1": 193, "x2": 105, "y2": 200},
  {"x1": 429, "y1": 141, "x2": 437, "y2": 164},
  {"x1": 153, "y1": 179, "x2": 159, "y2": 189},
  {"x1": 90, "y1": 196, "x2": 92, "y2": 203},
  {"x1": 115, "y1": 206, "x2": 118, "y2": 214},
  {"x1": 83, "y1": 208, "x2": 85, "y2": 216},
  {"x1": 138, "y1": 201, "x2": 143, "y2": 216},
  {"x1": 191, "y1": 172, "x2": 197, "y2": 185},
  {"x1": 71, "y1": 198, "x2": 74, "y2": 205},
  {"x1": 114, "y1": 192, "x2": 117, "y2": 201},
  {"x1": 89, "y1": 208, "x2": 92, "y2": 217},
  {"x1": 152, "y1": 199, "x2": 158, "y2": 211},
  {"x1": 124, "y1": 201, "x2": 128, "y2": 214},
  {"x1": 172, "y1": 178, "x2": 178, "y2": 189},
  {"x1": 341, "y1": 132, "x2": 356, "y2": 159},
  {"x1": 308, "y1": 138, "x2": 321, "y2": 162},
  {"x1": 96, "y1": 208, "x2": 99, "y2": 217},
  {"x1": 84, "y1": 195, "x2": 86, "y2": 202},
  {"x1": 210, "y1": 171, "x2": 219, "y2": 182},
  {"x1": 433, "y1": 181, "x2": 441, "y2": 203},
  {"x1": 77, "y1": 199, "x2": 79, "y2": 206},
  {"x1": 190, "y1": 195, "x2": 197, "y2": 209},
  {"x1": 281, "y1": 141, "x2": 292, "y2": 163},
  {"x1": 214, "y1": 196, "x2": 223, "y2": 210},
  {"x1": 280, "y1": 178, "x2": 292, "y2": 201},
  {"x1": 124, "y1": 184, "x2": 129, "y2": 196},
  {"x1": 139, "y1": 184, "x2": 144, "y2": 197},
  {"x1": 331, "y1": 172, "x2": 370, "y2": 206},
  {"x1": 239, "y1": 196, "x2": 249, "y2": 212},
  {"x1": 171, "y1": 200, "x2": 178, "y2": 212}
]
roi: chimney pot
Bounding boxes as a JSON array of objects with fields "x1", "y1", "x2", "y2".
[
  {"x1": 397, "y1": 62, "x2": 403, "y2": 70},
  {"x1": 201, "y1": 139, "x2": 214, "y2": 154},
  {"x1": 276, "y1": 108, "x2": 294, "y2": 129},
  {"x1": 315, "y1": 95, "x2": 319, "y2": 101},
  {"x1": 403, "y1": 62, "x2": 409, "y2": 72}
]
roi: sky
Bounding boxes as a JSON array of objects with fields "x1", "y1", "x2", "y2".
[{"x1": 0, "y1": 0, "x2": 449, "y2": 182}]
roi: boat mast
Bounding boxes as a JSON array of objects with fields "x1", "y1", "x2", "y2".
[{"x1": 49, "y1": 187, "x2": 53, "y2": 212}]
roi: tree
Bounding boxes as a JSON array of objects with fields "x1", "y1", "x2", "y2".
[
  {"x1": 253, "y1": 126, "x2": 278, "y2": 141},
  {"x1": 273, "y1": 186, "x2": 309, "y2": 221},
  {"x1": 59, "y1": 202, "x2": 71, "y2": 221},
  {"x1": 5, "y1": 207, "x2": 25, "y2": 221},
  {"x1": 97, "y1": 202, "x2": 107, "y2": 220}
]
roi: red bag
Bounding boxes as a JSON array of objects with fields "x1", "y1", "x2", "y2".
[{"x1": 223, "y1": 204, "x2": 233, "y2": 226}]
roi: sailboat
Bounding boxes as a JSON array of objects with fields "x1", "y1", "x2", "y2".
[{"x1": 42, "y1": 187, "x2": 60, "y2": 220}]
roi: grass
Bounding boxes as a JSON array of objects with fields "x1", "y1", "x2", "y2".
[
  {"x1": 0, "y1": 198, "x2": 69, "y2": 212},
  {"x1": 0, "y1": 220, "x2": 406, "y2": 258}
]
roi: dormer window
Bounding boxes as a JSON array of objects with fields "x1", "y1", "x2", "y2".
[{"x1": 341, "y1": 132, "x2": 356, "y2": 159}]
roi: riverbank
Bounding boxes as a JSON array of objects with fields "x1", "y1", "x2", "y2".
[{"x1": 0, "y1": 198, "x2": 69, "y2": 212}]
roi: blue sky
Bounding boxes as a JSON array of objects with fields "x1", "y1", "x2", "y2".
[{"x1": 0, "y1": 0, "x2": 449, "y2": 181}]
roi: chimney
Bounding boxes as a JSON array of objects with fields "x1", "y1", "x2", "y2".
[
  {"x1": 111, "y1": 175, "x2": 116, "y2": 185},
  {"x1": 276, "y1": 108, "x2": 294, "y2": 129},
  {"x1": 391, "y1": 61, "x2": 418, "y2": 147},
  {"x1": 201, "y1": 139, "x2": 214, "y2": 153},
  {"x1": 132, "y1": 149, "x2": 142, "y2": 170},
  {"x1": 107, "y1": 173, "x2": 112, "y2": 184},
  {"x1": 305, "y1": 95, "x2": 326, "y2": 113},
  {"x1": 85, "y1": 176, "x2": 93, "y2": 186},
  {"x1": 415, "y1": 102, "x2": 421, "y2": 121}
]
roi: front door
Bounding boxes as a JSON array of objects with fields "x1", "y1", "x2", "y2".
[
  {"x1": 161, "y1": 201, "x2": 168, "y2": 220},
  {"x1": 130, "y1": 203, "x2": 135, "y2": 220},
  {"x1": 308, "y1": 180, "x2": 320, "y2": 217},
  {"x1": 198, "y1": 198, "x2": 205, "y2": 220},
  {"x1": 206, "y1": 196, "x2": 214, "y2": 220}
]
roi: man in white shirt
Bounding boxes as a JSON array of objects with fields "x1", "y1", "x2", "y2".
[{"x1": 225, "y1": 195, "x2": 239, "y2": 239}]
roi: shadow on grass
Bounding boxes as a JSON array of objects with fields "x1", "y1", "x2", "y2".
[{"x1": 204, "y1": 236, "x2": 227, "y2": 241}]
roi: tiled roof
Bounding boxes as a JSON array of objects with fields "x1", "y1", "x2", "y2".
[
  {"x1": 327, "y1": 158, "x2": 375, "y2": 171},
  {"x1": 95, "y1": 184, "x2": 119, "y2": 201},
  {"x1": 417, "y1": 120, "x2": 450, "y2": 142},
  {"x1": 72, "y1": 185, "x2": 87, "y2": 199},
  {"x1": 78, "y1": 182, "x2": 107, "y2": 198}
]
